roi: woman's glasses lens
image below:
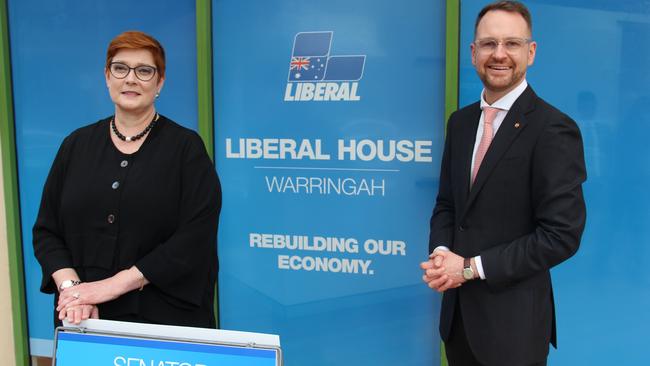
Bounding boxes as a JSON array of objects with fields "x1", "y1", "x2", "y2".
[{"x1": 109, "y1": 62, "x2": 156, "y2": 81}]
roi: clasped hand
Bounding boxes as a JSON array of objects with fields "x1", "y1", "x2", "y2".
[
  {"x1": 420, "y1": 249, "x2": 466, "y2": 292},
  {"x1": 57, "y1": 279, "x2": 120, "y2": 324}
]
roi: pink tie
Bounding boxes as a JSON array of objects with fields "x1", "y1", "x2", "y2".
[{"x1": 471, "y1": 107, "x2": 499, "y2": 185}]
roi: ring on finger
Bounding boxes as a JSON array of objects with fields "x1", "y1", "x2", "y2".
[{"x1": 72, "y1": 292, "x2": 80, "y2": 300}]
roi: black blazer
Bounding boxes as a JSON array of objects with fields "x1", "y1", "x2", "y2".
[
  {"x1": 429, "y1": 86, "x2": 586, "y2": 366},
  {"x1": 33, "y1": 115, "x2": 221, "y2": 328}
]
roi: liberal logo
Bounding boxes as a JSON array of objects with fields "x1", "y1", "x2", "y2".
[{"x1": 284, "y1": 31, "x2": 366, "y2": 102}]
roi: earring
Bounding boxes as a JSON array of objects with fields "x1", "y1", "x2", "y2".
[{"x1": 155, "y1": 92, "x2": 160, "y2": 99}]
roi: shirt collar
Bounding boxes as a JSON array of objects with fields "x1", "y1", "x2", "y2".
[{"x1": 480, "y1": 79, "x2": 528, "y2": 112}]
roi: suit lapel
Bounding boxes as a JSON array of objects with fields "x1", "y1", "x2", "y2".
[
  {"x1": 461, "y1": 86, "x2": 537, "y2": 219},
  {"x1": 458, "y1": 105, "x2": 482, "y2": 206}
]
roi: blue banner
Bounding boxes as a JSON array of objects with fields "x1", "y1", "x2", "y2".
[
  {"x1": 458, "y1": 1, "x2": 650, "y2": 365},
  {"x1": 214, "y1": 1, "x2": 446, "y2": 365},
  {"x1": 55, "y1": 332, "x2": 277, "y2": 366}
]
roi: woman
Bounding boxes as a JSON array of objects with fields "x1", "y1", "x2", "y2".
[{"x1": 33, "y1": 31, "x2": 221, "y2": 328}]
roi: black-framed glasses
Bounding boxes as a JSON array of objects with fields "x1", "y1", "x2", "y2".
[
  {"x1": 474, "y1": 37, "x2": 532, "y2": 54},
  {"x1": 109, "y1": 62, "x2": 157, "y2": 81}
]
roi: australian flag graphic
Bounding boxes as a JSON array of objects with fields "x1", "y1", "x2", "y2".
[{"x1": 288, "y1": 31, "x2": 365, "y2": 82}]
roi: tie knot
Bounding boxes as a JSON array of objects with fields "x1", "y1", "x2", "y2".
[{"x1": 483, "y1": 107, "x2": 500, "y2": 125}]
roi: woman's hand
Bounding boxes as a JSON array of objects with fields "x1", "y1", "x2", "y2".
[
  {"x1": 56, "y1": 267, "x2": 147, "y2": 311},
  {"x1": 59, "y1": 304, "x2": 99, "y2": 324},
  {"x1": 57, "y1": 278, "x2": 121, "y2": 311}
]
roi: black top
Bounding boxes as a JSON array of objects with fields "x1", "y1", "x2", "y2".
[{"x1": 33, "y1": 115, "x2": 221, "y2": 327}]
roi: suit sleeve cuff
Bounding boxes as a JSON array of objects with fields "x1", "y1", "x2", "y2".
[
  {"x1": 474, "y1": 255, "x2": 486, "y2": 280},
  {"x1": 430, "y1": 245, "x2": 450, "y2": 256}
]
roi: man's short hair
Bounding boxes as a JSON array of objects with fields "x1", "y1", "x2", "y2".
[{"x1": 474, "y1": 1, "x2": 533, "y2": 37}]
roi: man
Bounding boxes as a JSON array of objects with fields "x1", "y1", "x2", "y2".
[{"x1": 420, "y1": 1, "x2": 586, "y2": 366}]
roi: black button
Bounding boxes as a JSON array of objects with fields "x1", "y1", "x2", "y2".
[
  {"x1": 120, "y1": 160, "x2": 128, "y2": 168},
  {"x1": 107, "y1": 214, "x2": 115, "y2": 224},
  {"x1": 458, "y1": 225, "x2": 465, "y2": 232},
  {"x1": 112, "y1": 181, "x2": 120, "y2": 189}
]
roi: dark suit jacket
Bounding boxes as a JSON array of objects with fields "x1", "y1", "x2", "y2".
[{"x1": 429, "y1": 86, "x2": 586, "y2": 366}]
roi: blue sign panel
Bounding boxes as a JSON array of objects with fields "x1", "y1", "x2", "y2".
[
  {"x1": 459, "y1": 1, "x2": 650, "y2": 365},
  {"x1": 55, "y1": 332, "x2": 277, "y2": 366},
  {"x1": 214, "y1": 0, "x2": 446, "y2": 365}
]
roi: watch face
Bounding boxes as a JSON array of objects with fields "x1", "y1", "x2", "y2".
[
  {"x1": 59, "y1": 280, "x2": 80, "y2": 290},
  {"x1": 463, "y1": 268, "x2": 474, "y2": 280}
]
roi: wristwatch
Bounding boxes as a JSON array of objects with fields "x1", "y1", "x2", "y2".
[
  {"x1": 462, "y1": 258, "x2": 474, "y2": 280},
  {"x1": 59, "y1": 280, "x2": 81, "y2": 291}
]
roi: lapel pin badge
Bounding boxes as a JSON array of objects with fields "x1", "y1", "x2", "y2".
[{"x1": 514, "y1": 122, "x2": 520, "y2": 128}]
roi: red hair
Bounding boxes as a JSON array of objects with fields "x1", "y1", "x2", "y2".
[{"x1": 106, "y1": 31, "x2": 166, "y2": 79}]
